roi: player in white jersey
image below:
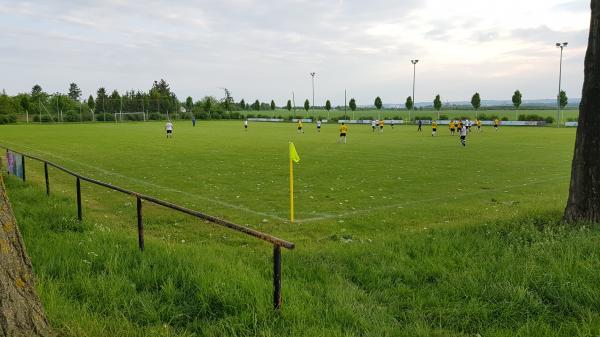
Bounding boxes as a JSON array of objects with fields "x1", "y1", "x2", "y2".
[
  {"x1": 316, "y1": 120, "x2": 322, "y2": 132},
  {"x1": 244, "y1": 119, "x2": 248, "y2": 131},
  {"x1": 371, "y1": 120, "x2": 377, "y2": 132},
  {"x1": 165, "y1": 121, "x2": 173, "y2": 138},
  {"x1": 459, "y1": 125, "x2": 467, "y2": 147}
]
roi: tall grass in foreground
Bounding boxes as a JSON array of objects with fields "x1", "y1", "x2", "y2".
[{"x1": 5, "y1": 175, "x2": 600, "y2": 337}]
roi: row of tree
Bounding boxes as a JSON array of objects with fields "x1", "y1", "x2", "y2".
[{"x1": 0, "y1": 82, "x2": 572, "y2": 124}]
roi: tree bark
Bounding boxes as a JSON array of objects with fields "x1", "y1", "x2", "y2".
[
  {"x1": 0, "y1": 174, "x2": 50, "y2": 336},
  {"x1": 564, "y1": 0, "x2": 600, "y2": 223}
]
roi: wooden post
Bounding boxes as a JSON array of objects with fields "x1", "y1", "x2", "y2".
[
  {"x1": 76, "y1": 177, "x2": 82, "y2": 221},
  {"x1": 44, "y1": 162, "x2": 49, "y2": 195},
  {"x1": 21, "y1": 155, "x2": 25, "y2": 182},
  {"x1": 137, "y1": 196, "x2": 144, "y2": 251},
  {"x1": 273, "y1": 245, "x2": 282, "y2": 310}
]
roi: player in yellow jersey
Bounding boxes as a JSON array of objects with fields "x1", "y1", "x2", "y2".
[
  {"x1": 457, "y1": 119, "x2": 463, "y2": 132},
  {"x1": 297, "y1": 120, "x2": 304, "y2": 133},
  {"x1": 476, "y1": 119, "x2": 482, "y2": 131},
  {"x1": 378, "y1": 119, "x2": 384, "y2": 132},
  {"x1": 449, "y1": 120, "x2": 455, "y2": 135},
  {"x1": 494, "y1": 119, "x2": 500, "y2": 131},
  {"x1": 339, "y1": 122, "x2": 348, "y2": 144},
  {"x1": 431, "y1": 120, "x2": 438, "y2": 136}
]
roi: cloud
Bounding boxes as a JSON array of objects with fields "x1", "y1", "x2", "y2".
[{"x1": 0, "y1": 0, "x2": 589, "y2": 103}]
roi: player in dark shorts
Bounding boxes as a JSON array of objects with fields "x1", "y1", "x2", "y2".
[{"x1": 417, "y1": 119, "x2": 422, "y2": 132}]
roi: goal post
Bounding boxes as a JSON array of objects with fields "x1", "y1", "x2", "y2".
[{"x1": 116, "y1": 112, "x2": 147, "y2": 122}]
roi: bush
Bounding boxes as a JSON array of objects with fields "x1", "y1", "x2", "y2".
[
  {"x1": 245, "y1": 114, "x2": 256, "y2": 119},
  {"x1": 501, "y1": 117, "x2": 509, "y2": 121},
  {"x1": 148, "y1": 113, "x2": 162, "y2": 121},
  {"x1": 96, "y1": 113, "x2": 115, "y2": 122},
  {"x1": 414, "y1": 116, "x2": 432, "y2": 120},
  {"x1": 0, "y1": 114, "x2": 17, "y2": 124},
  {"x1": 359, "y1": 116, "x2": 374, "y2": 120},
  {"x1": 544, "y1": 116, "x2": 555, "y2": 124},
  {"x1": 439, "y1": 115, "x2": 448, "y2": 120},
  {"x1": 230, "y1": 112, "x2": 241, "y2": 119},
  {"x1": 63, "y1": 111, "x2": 81, "y2": 122}
]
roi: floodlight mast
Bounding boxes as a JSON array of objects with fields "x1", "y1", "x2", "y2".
[
  {"x1": 411, "y1": 60, "x2": 419, "y2": 122},
  {"x1": 310, "y1": 72, "x2": 316, "y2": 118},
  {"x1": 556, "y1": 42, "x2": 567, "y2": 128}
]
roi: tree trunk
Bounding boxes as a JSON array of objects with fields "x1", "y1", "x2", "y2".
[
  {"x1": 564, "y1": 0, "x2": 600, "y2": 223},
  {"x1": 0, "y1": 174, "x2": 50, "y2": 336}
]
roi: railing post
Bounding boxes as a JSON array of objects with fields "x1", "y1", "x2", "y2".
[
  {"x1": 273, "y1": 245, "x2": 282, "y2": 310},
  {"x1": 137, "y1": 196, "x2": 144, "y2": 251},
  {"x1": 21, "y1": 155, "x2": 25, "y2": 182},
  {"x1": 76, "y1": 177, "x2": 82, "y2": 221},
  {"x1": 44, "y1": 162, "x2": 50, "y2": 195}
]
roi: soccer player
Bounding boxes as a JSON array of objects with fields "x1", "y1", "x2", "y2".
[
  {"x1": 379, "y1": 119, "x2": 384, "y2": 132},
  {"x1": 449, "y1": 120, "x2": 455, "y2": 135},
  {"x1": 165, "y1": 120, "x2": 173, "y2": 138},
  {"x1": 390, "y1": 120, "x2": 394, "y2": 129},
  {"x1": 494, "y1": 118, "x2": 500, "y2": 131},
  {"x1": 317, "y1": 119, "x2": 322, "y2": 132},
  {"x1": 297, "y1": 120, "x2": 304, "y2": 133},
  {"x1": 417, "y1": 119, "x2": 422, "y2": 132},
  {"x1": 339, "y1": 122, "x2": 348, "y2": 144},
  {"x1": 371, "y1": 120, "x2": 377, "y2": 132},
  {"x1": 457, "y1": 119, "x2": 463, "y2": 133},
  {"x1": 431, "y1": 120, "x2": 438, "y2": 136},
  {"x1": 465, "y1": 119, "x2": 470, "y2": 133},
  {"x1": 244, "y1": 119, "x2": 248, "y2": 131},
  {"x1": 192, "y1": 115, "x2": 196, "y2": 127},
  {"x1": 460, "y1": 124, "x2": 467, "y2": 146},
  {"x1": 476, "y1": 119, "x2": 482, "y2": 131}
]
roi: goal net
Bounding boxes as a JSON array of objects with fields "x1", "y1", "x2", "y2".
[{"x1": 116, "y1": 112, "x2": 147, "y2": 122}]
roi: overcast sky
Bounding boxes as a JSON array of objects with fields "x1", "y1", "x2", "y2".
[{"x1": 0, "y1": 0, "x2": 590, "y2": 105}]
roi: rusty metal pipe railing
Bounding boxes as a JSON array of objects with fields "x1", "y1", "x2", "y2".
[{"x1": 1, "y1": 145, "x2": 294, "y2": 310}]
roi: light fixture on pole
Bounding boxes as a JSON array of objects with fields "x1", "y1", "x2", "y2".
[
  {"x1": 556, "y1": 42, "x2": 568, "y2": 128},
  {"x1": 411, "y1": 59, "x2": 419, "y2": 122},
  {"x1": 310, "y1": 72, "x2": 316, "y2": 118}
]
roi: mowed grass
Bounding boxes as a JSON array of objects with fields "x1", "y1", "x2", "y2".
[{"x1": 1, "y1": 121, "x2": 599, "y2": 337}]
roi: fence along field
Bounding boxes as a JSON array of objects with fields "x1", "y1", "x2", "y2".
[{"x1": 1, "y1": 145, "x2": 295, "y2": 311}]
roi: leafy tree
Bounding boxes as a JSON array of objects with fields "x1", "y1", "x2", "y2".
[
  {"x1": 246, "y1": 103, "x2": 250, "y2": 110},
  {"x1": 31, "y1": 85, "x2": 43, "y2": 97},
  {"x1": 405, "y1": 96, "x2": 413, "y2": 110},
  {"x1": 270, "y1": 100, "x2": 276, "y2": 111},
  {"x1": 433, "y1": 94, "x2": 442, "y2": 113},
  {"x1": 150, "y1": 79, "x2": 171, "y2": 97},
  {"x1": 325, "y1": 100, "x2": 331, "y2": 111},
  {"x1": 253, "y1": 99, "x2": 260, "y2": 111},
  {"x1": 559, "y1": 90, "x2": 568, "y2": 109},
  {"x1": 374, "y1": 96, "x2": 382, "y2": 110},
  {"x1": 87, "y1": 95, "x2": 95, "y2": 111},
  {"x1": 286, "y1": 99, "x2": 292, "y2": 111},
  {"x1": 564, "y1": 0, "x2": 600, "y2": 223},
  {"x1": 185, "y1": 96, "x2": 193, "y2": 112},
  {"x1": 68, "y1": 83, "x2": 81, "y2": 101},
  {"x1": 240, "y1": 98, "x2": 246, "y2": 110},
  {"x1": 512, "y1": 90, "x2": 522, "y2": 109},
  {"x1": 471, "y1": 92, "x2": 481, "y2": 110},
  {"x1": 304, "y1": 99, "x2": 310, "y2": 112},
  {"x1": 220, "y1": 88, "x2": 233, "y2": 112},
  {"x1": 349, "y1": 98, "x2": 357, "y2": 111}
]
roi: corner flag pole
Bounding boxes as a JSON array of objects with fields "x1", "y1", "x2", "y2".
[{"x1": 289, "y1": 142, "x2": 300, "y2": 223}]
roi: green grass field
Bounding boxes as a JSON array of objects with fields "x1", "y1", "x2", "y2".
[
  {"x1": 1, "y1": 121, "x2": 599, "y2": 336},
  {"x1": 254, "y1": 108, "x2": 579, "y2": 123}
]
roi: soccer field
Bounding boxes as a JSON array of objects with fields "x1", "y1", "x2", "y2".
[
  {"x1": 1, "y1": 121, "x2": 599, "y2": 336},
  {"x1": 0, "y1": 121, "x2": 576, "y2": 228}
]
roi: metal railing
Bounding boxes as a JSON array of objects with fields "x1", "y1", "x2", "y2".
[{"x1": 1, "y1": 146, "x2": 295, "y2": 310}]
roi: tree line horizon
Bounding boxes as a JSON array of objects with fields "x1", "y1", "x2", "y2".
[{"x1": 0, "y1": 80, "x2": 571, "y2": 123}]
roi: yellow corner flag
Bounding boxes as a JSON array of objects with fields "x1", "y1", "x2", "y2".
[
  {"x1": 289, "y1": 142, "x2": 300, "y2": 223},
  {"x1": 289, "y1": 142, "x2": 300, "y2": 163}
]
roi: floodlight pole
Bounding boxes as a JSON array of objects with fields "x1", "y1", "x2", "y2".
[
  {"x1": 310, "y1": 72, "x2": 316, "y2": 119},
  {"x1": 556, "y1": 42, "x2": 567, "y2": 128},
  {"x1": 344, "y1": 89, "x2": 347, "y2": 120},
  {"x1": 411, "y1": 60, "x2": 419, "y2": 122}
]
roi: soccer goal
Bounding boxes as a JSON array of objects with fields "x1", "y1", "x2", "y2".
[{"x1": 116, "y1": 111, "x2": 147, "y2": 122}]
